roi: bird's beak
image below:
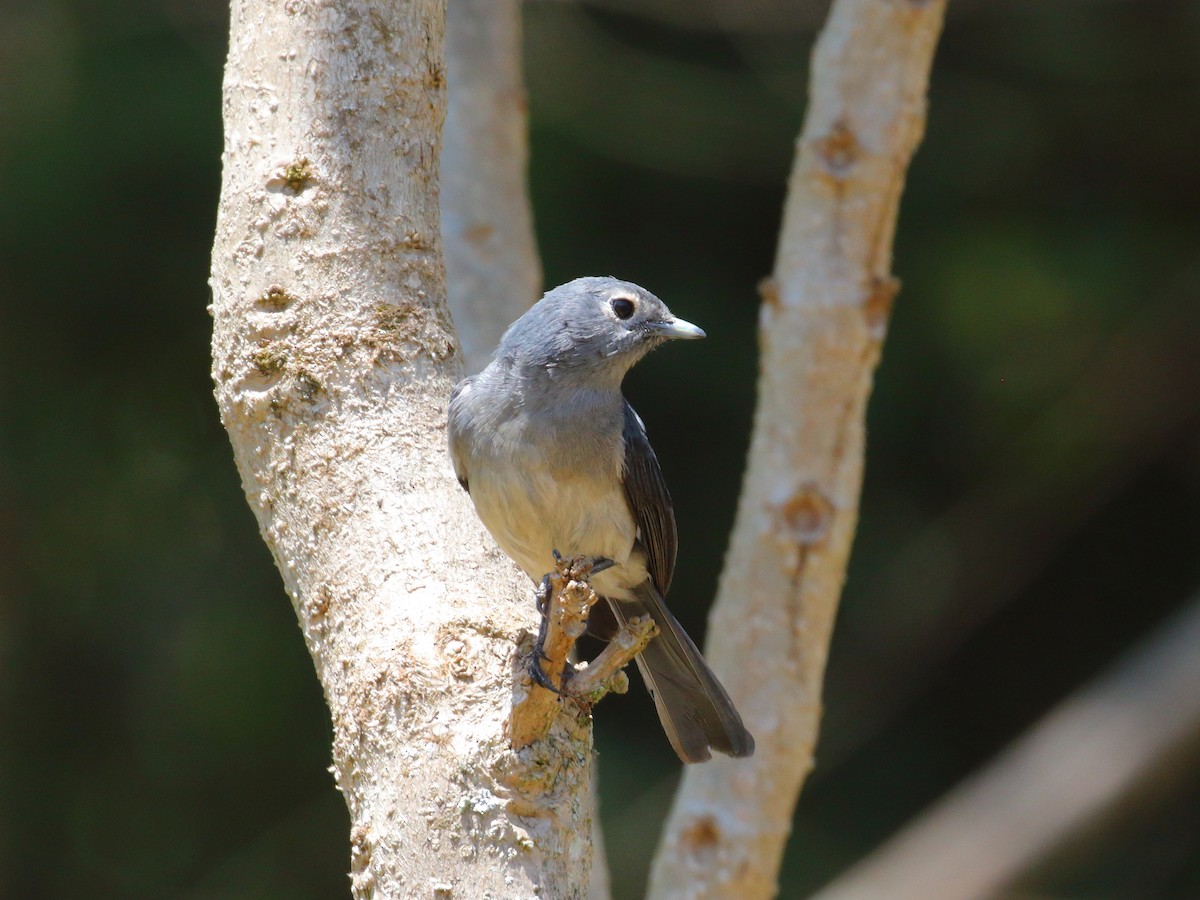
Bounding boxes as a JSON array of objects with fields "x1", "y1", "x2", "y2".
[{"x1": 651, "y1": 317, "x2": 706, "y2": 340}]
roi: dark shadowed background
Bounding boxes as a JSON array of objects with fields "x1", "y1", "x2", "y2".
[{"x1": 3, "y1": 1, "x2": 1199, "y2": 897}]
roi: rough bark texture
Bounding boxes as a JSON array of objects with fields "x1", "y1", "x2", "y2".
[
  {"x1": 647, "y1": 2, "x2": 947, "y2": 898},
  {"x1": 210, "y1": 1, "x2": 593, "y2": 895},
  {"x1": 441, "y1": 0, "x2": 541, "y2": 373},
  {"x1": 812, "y1": 591, "x2": 1200, "y2": 900}
]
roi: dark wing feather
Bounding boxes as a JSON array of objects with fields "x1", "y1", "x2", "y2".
[
  {"x1": 620, "y1": 401, "x2": 677, "y2": 595},
  {"x1": 616, "y1": 401, "x2": 756, "y2": 762}
]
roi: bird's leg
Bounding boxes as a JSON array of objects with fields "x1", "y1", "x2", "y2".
[
  {"x1": 510, "y1": 554, "x2": 630, "y2": 749},
  {"x1": 530, "y1": 578, "x2": 566, "y2": 695},
  {"x1": 534, "y1": 571, "x2": 553, "y2": 622},
  {"x1": 529, "y1": 552, "x2": 612, "y2": 694},
  {"x1": 530, "y1": 557, "x2": 567, "y2": 693}
]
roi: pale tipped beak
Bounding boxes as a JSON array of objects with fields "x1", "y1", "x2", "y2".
[{"x1": 651, "y1": 317, "x2": 706, "y2": 340}]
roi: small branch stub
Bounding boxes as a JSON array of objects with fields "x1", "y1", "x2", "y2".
[{"x1": 509, "y1": 555, "x2": 658, "y2": 750}]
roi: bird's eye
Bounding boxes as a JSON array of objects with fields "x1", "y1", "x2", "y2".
[{"x1": 611, "y1": 297, "x2": 636, "y2": 320}]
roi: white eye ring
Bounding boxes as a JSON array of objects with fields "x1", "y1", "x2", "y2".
[{"x1": 611, "y1": 296, "x2": 636, "y2": 320}]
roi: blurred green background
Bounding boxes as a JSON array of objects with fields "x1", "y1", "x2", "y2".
[{"x1": 3, "y1": 1, "x2": 1200, "y2": 897}]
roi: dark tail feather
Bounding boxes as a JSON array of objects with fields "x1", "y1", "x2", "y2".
[{"x1": 609, "y1": 583, "x2": 755, "y2": 764}]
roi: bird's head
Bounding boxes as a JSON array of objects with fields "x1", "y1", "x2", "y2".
[{"x1": 497, "y1": 276, "x2": 705, "y2": 380}]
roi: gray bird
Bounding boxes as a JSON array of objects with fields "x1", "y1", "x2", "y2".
[{"x1": 447, "y1": 276, "x2": 754, "y2": 763}]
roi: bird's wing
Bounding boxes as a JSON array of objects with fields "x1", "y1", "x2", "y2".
[{"x1": 621, "y1": 401, "x2": 677, "y2": 596}]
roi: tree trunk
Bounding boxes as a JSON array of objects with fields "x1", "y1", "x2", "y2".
[
  {"x1": 210, "y1": 0, "x2": 593, "y2": 895},
  {"x1": 648, "y1": 1, "x2": 947, "y2": 897}
]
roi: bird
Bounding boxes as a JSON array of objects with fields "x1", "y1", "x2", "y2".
[{"x1": 447, "y1": 275, "x2": 754, "y2": 763}]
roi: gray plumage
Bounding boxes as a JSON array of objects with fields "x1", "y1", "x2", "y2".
[{"x1": 447, "y1": 276, "x2": 754, "y2": 763}]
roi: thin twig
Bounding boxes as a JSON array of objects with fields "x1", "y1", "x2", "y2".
[{"x1": 570, "y1": 616, "x2": 656, "y2": 699}]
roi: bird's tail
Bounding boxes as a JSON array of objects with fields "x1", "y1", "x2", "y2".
[{"x1": 609, "y1": 583, "x2": 755, "y2": 764}]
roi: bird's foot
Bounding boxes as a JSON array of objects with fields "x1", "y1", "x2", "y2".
[
  {"x1": 529, "y1": 653, "x2": 567, "y2": 696},
  {"x1": 589, "y1": 556, "x2": 616, "y2": 575},
  {"x1": 531, "y1": 584, "x2": 566, "y2": 694},
  {"x1": 524, "y1": 552, "x2": 614, "y2": 700},
  {"x1": 553, "y1": 552, "x2": 615, "y2": 582}
]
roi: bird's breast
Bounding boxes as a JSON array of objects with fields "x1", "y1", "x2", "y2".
[{"x1": 465, "y1": 427, "x2": 643, "y2": 595}]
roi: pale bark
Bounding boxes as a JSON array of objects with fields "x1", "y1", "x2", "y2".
[
  {"x1": 647, "y1": 2, "x2": 947, "y2": 898},
  {"x1": 442, "y1": 0, "x2": 541, "y2": 373},
  {"x1": 812, "y1": 591, "x2": 1200, "y2": 900},
  {"x1": 210, "y1": 1, "x2": 592, "y2": 896}
]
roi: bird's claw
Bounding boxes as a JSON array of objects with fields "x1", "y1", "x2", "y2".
[
  {"x1": 529, "y1": 654, "x2": 567, "y2": 695},
  {"x1": 551, "y1": 552, "x2": 615, "y2": 581},
  {"x1": 531, "y1": 581, "x2": 562, "y2": 692},
  {"x1": 589, "y1": 556, "x2": 616, "y2": 575}
]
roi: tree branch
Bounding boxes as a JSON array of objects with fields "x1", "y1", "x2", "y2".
[
  {"x1": 442, "y1": 0, "x2": 541, "y2": 372},
  {"x1": 648, "y1": 1, "x2": 946, "y2": 897},
  {"x1": 210, "y1": 1, "x2": 591, "y2": 894},
  {"x1": 812, "y1": 591, "x2": 1200, "y2": 900}
]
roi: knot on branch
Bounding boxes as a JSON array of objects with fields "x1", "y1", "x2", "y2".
[
  {"x1": 508, "y1": 554, "x2": 658, "y2": 751},
  {"x1": 865, "y1": 274, "x2": 901, "y2": 340},
  {"x1": 813, "y1": 116, "x2": 861, "y2": 180}
]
